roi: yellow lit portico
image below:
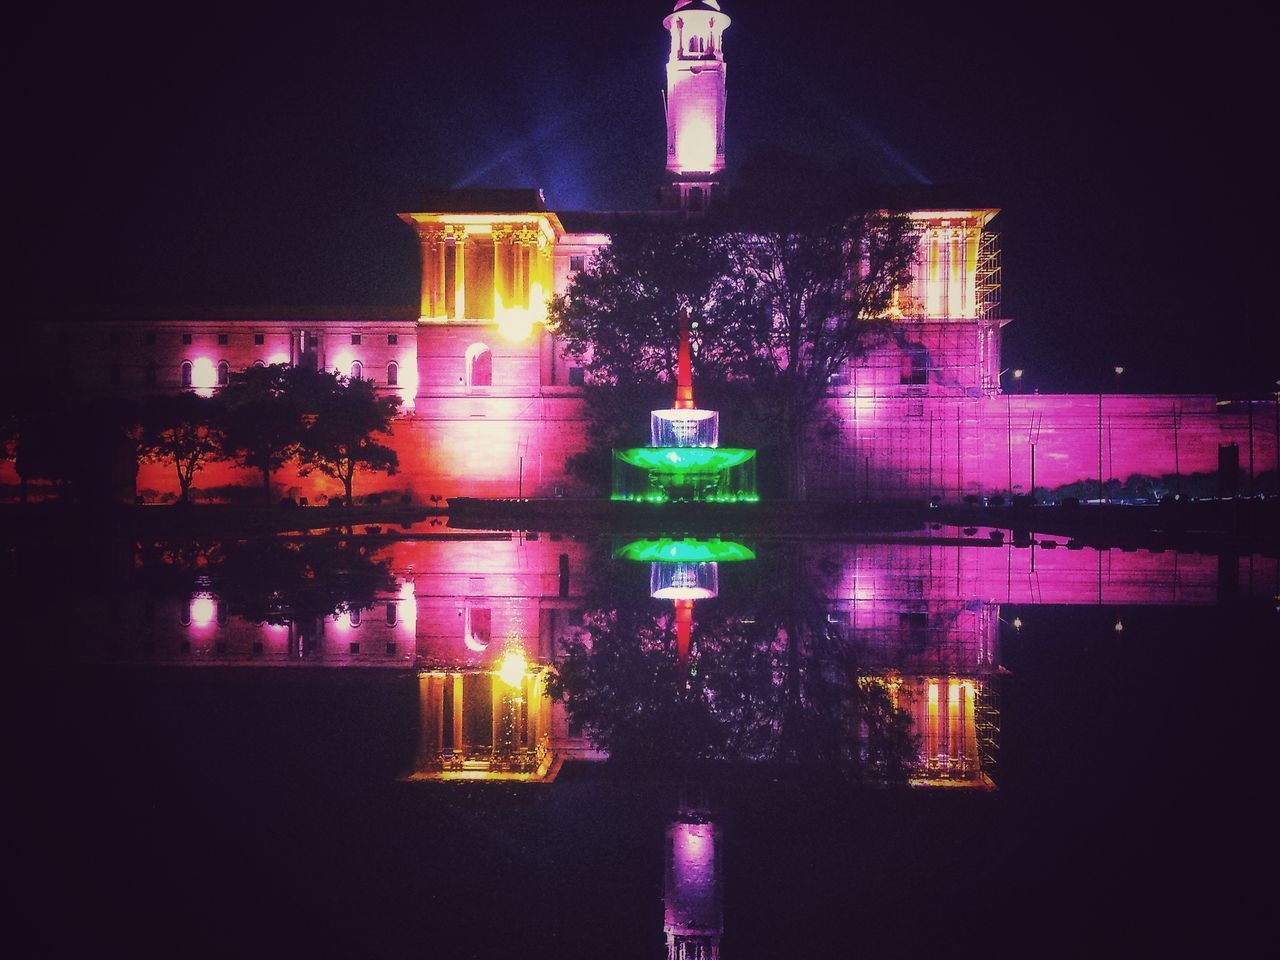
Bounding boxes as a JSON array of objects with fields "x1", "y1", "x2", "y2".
[
  {"x1": 399, "y1": 188, "x2": 563, "y2": 342},
  {"x1": 407, "y1": 664, "x2": 559, "y2": 782}
]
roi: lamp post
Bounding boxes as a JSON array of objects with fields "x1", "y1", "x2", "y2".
[
  {"x1": 1013, "y1": 369, "x2": 1024, "y2": 394},
  {"x1": 1099, "y1": 366, "x2": 1125, "y2": 503}
]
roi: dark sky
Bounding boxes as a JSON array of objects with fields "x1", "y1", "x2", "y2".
[{"x1": 11, "y1": 1, "x2": 1274, "y2": 395}]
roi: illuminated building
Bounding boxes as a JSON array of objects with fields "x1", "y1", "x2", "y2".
[{"x1": 6, "y1": 0, "x2": 1276, "y2": 505}]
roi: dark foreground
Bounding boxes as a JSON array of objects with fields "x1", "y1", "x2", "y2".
[{"x1": 11, "y1": 600, "x2": 1275, "y2": 958}]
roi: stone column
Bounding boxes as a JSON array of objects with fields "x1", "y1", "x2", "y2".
[
  {"x1": 436, "y1": 237, "x2": 447, "y2": 320},
  {"x1": 416, "y1": 226, "x2": 444, "y2": 320},
  {"x1": 452, "y1": 227, "x2": 467, "y2": 321},
  {"x1": 513, "y1": 231, "x2": 526, "y2": 309},
  {"x1": 452, "y1": 672, "x2": 465, "y2": 757},
  {"x1": 492, "y1": 226, "x2": 512, "y2": 312}
]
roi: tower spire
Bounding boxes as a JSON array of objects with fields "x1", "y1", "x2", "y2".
[
  {"x1": 675, "y1": 308, "x2": 695, "y2": 409},
  {"x1": 661, "y1": 1, "x2": 731, "y2": 211}
]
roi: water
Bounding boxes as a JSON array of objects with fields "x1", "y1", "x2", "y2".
[{"x1": 7, "y1": 528, "x2": 1276, "y2": 956}]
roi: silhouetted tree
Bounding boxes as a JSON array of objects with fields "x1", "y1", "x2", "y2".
[
  {"x1": 11, "y1": 393, "x2": 138, "y2": 504},
  {"x1": 218, "y1": 364, "x2": 303, "y2": 503},
  {"x1": 549, "y1": 166, "x2": 917, "y2": 498},
  {"x1": 294, "y1": 369, "x2": 400, "y2": 507},
  {"x1": 138, "y1": 392, "x2": 224, "y2": 503},
  {"x1": 547, "y1": 543, "x2": 918, "y2": 779}
]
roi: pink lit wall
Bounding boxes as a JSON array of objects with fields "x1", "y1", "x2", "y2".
[{"x1": 810, "y1": 393, "x2": 1279, "y2": 501}]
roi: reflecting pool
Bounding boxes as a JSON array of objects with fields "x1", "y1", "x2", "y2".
[{"x1": 7, "y1": 526, "x2": 1276, "y2": 956}]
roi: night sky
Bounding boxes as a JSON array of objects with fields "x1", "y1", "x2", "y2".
[{"x1": 12, "y1": 1, "x2": 1273, "y2": 396}]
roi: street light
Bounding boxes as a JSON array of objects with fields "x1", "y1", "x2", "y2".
[
  {"x1": 1013, "y1": 369, "x2": 1024, "y2": 394},
  {"x1": 1099, "y1": 365, "x2": 1126, "y2": 502}
]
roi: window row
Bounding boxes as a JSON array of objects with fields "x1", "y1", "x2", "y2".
[
  {"x1": 102, "y1": 332, "x2": 402, "y2": 346},
  {"x1": 170, "y1": 360, "x2": 402, "y2": 388},
  {"x1": 181, "y1": 598, "x2": 404, "y2": 627}
]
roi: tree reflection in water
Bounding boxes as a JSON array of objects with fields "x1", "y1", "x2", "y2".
[
  {"x1": 135, "y1": 537, "x2": 396, "y2": 638},
  {"x1": 547, "y1": 543, "x2": 917, "y2": 780}
]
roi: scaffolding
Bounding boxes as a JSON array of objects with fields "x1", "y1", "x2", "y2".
[
  {"x1": 973, "y1": 679, "x2": 1001, "y2": 785},
  {"x1": 976, "y1": 231, "x2": 1002, "y2": 322}
]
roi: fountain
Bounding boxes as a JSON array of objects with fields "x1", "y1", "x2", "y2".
[
  {"x1": 611, "y1": 310, "x2": 758, "y2": 503},
  {"x1": 614, "y1": 537, "x2": 755, "y2": 665}
]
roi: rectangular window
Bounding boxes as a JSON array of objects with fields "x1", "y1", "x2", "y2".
[
  {"x1": 254, "y1": 333, "x2": 265, "y2": 345},
  {"x1": 900, "y1": 348, "x2": 928, "y2": 386},
  {"x1": 569, "y1": 255, "x2": 585, "y2": 272},
  {"x1": 217, "y1": 333, "x2": 228, "y2": 345},
  {"x1": 182, "y1": 333, "x2": 192, "y2": 345},
  {"x1": 568, "y1": 366, "x2": 585, "y2": 387},
  {"x1": 900, "y1": 612, "x2": 929, "y2": 649},
  {"x1": 387, "y1": 334, "x2": 398, "y2": 345},
  {"x1": 351, "y1": 334, "x2": 361, "y2": 345}
]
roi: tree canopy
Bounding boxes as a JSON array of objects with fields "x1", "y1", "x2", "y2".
[
  {"x1": 546, "y1": 543, "x2": 917, "y2": 779},
  {"x1": 549, "y1": 188, "x2": 918, "y2": 497},
  {"x1": 294, "y1": 369, "x2": 401, "y2": 507},
  {"x1": 218, "y1": 363, "x2": 303, "y2": 503},
  {"x1": 138, "y1": 392, "x2": 224, "y2": 503}
]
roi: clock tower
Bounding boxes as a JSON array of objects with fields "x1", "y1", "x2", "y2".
[{"x1": 661, "y1": 1, "x2": 731, "y2": 211}]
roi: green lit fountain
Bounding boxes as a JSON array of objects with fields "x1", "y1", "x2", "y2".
[
  {"x1": 613, "y1": 537, "x2": 756, "y2": 664},
  {"x1": 611, "y1": 310, "x2": 758, "y2": 503}
]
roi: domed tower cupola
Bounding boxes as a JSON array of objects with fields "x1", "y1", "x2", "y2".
[{"x1": 661, "y1": 1, "x2": 731, "y2": 212}]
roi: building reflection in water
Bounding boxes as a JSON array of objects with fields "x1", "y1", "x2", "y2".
[
  {"x1": 664, "y1": 797, "x2": 723, "y2": 960},
  {"x1": 90, "y1": 532, "x2": 1277, "y2": 790}
]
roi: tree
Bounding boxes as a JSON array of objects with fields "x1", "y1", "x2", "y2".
[
  {"x1": 2, "y1": 368, "x2": 137, "y2": 504},
  {"x1": 545, "y1": 542, "x2": 918, "y2": 779},
  {"x1": 138, "y1": 392, "x2": 224, "y2": 503},
  {"x1": 294, "y1": 369, "x2": 400, "y2": 507},
  {"x1": 218, "y1": 364, "x2": 303, "y2": 504},
  {"x1": 549, "y1": 166, "x2": 918, "y2": 499},
  {"x1": 549, "y1": 218, "x2": 745, "y2": 387}
]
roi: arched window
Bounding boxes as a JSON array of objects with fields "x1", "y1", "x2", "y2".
[
  {"x1": 351, "y1": 360, "x2": 363, "y2": 380},
  {"x1": 465, "y1": 343, "x2": 492, "y2": 389},
  {"x1": 181, "y1": 361, "x2": 193, "y2": 388},
  {"x1": 217, "y1": 360, "x2": 229, "y2": 386},
  {"x1": 253, "y1": 359, "x2": 266, "y2": 368},
  {"x1": 349, "y1": 607, "x2": 361, "y2": 627},
  {"x1": 385, "y1": 602, "x2": 398, "y2": 626},
  {"x1": 386, "y1": 361, "x2": 399, "y2": 387}
]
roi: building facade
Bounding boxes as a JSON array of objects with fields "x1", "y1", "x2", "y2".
[{"x1": 5, "y1": 0, "x2": 1276, "y2": 504}]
